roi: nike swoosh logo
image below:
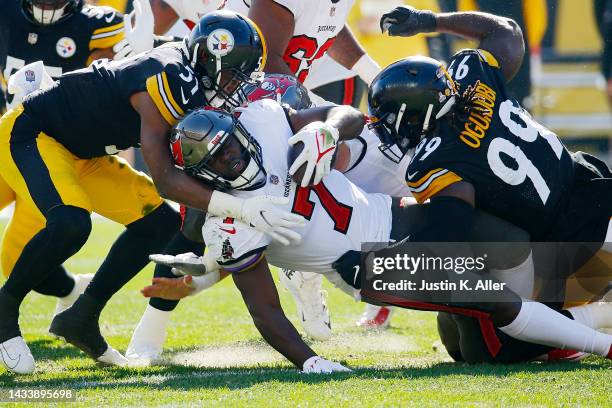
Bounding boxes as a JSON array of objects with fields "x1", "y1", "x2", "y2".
[
  {"x1": 180, "y1": 87, "x2": 189, "y2": 105},
  {"x1": 1, "y1": 343, "x2": 21, "y2": 370},
  {"x1": 407, "y1": 171, "x2": 419, "y2": 180},
  {"x1": 105, "y1": 12, "x2": 115, "y2": 23},
  {"x1": 219, "y1": 227, "x2": 236, "y2": 234}
]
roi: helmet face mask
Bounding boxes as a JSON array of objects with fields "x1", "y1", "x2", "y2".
[
  {"x1": 171, "y1": 108, "x2": 266, "y2": 192},
  {"x1": 22, "y1": 0, "x2": 80, "y2": 25},
  {"x1": 368, "y1": 56, "x2": 458, "y2": 163}
]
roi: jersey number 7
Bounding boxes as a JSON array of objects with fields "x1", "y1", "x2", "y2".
[{"x1": 291, "y1": 181, "x2": 353, "y2": 234}]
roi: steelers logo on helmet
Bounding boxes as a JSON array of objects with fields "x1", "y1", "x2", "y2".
[
  {"x1": 56, "y1": 37, "x2": 76, "y2": 58},
  {"x1": 207, "y1": 29, "x2": 235, "y2": 58}
]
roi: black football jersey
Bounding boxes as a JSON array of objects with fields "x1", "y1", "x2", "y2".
[
  {"x1": 21, "y1": 42, "x2": 206, "y2": 158},
  {"x1": 406, "y1": 49, "x2": 574, "y2": 240},
  {"x1": 0, "y1": 0, "x2": 125, "y2": 109}
]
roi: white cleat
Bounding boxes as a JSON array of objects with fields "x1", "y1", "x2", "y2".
[
  {"x1": 0, "y1": 336, "x2": 35, "y2": 374},
  {"x1": 280, "y1": 269, "x2": 331, "y2": 341},
  {"x1": 96, "y1": 346, "x2": 128, "y2": 367},
  {"x1": 357, "y1": 304, "x2": 394, "y2": 330},
  {"x1": 126, "y1": 305, "x2": 170, "y2": 366},
  {"x1": 54, "y1": 273, "x2": 94, "y2": 317}
]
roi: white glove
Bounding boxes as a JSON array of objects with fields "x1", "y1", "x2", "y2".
[
  {"x1": 7, "y1": 61, "x2": 54, "y2": 106},
  {"x1": 149, "y1": 252, "x2": 216, "y2": 276},
  {"x1": 301, "y1": 356, "x2": 352, "y2": 374},
  {"x1": 112, "y1": 39, "x2": 134, "y2": 60},
  {"x1": 123, "y1": 0, "x2": 154, "y2": 55},
  {"x1": 288, "y1": 122, "x2": 339, "y2": 188},
  {"x1": 208, "y1": 191, "x2": 305, "y2": 246}
]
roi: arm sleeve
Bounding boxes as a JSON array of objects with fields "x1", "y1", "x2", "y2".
[
  {"x1": 88, "y1": 6, "x2": 126, "y2": 50},
  {"x1": 145, "y1": 63, "x2": 204, "y2": 126}
]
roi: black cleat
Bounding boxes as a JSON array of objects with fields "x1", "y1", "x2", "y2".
[
  {"x1": 49, "y1": 293, "x2": 107, "y2": 359},
  {"x1": 0, "y1": 290, "x2": 22, "y2": 343}
]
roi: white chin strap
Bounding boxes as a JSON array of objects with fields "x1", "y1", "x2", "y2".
[{"x1": 32, "y1": 3, "x2": 69, "y2": 24}]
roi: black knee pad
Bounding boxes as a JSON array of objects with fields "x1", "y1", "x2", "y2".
[
  {"x1": 127, "y1": 202, "x2": 180, "y2": 240},
  {"x1": 46, "y1": 205, "x2": 92, "y2": 258}
]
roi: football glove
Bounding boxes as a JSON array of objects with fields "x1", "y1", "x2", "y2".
[
  {"x1": 301, "y1": 356, "x2": 352, "y2": 374},
  {"x1": 7, "y1": 61, "x2": 54, "y2": 107},
  {"x1": 380, "y1": 6, "x2": 437, "y2": 37},
  {"x1": 208, "y1": 191, "x2": 305, "y2": 246},
  {"x1": 149, "y1": 252, "x2": 212, "y2": 276},
  {"x1": 289, "y1": 121, "x2": 339, "y2": 188},
  {"x1": 123, "y1": 0, "x2": 155, "y2": 54}
]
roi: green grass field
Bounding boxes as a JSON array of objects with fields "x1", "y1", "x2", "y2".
[{"x1": 1, "y1": 219, "x2": 611, "y2": 407}]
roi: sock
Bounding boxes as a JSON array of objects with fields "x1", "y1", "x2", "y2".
[
  {"x1": 86, "y1": 204, "x2": 179, "y2": 304},
  {"x1": 499, "y1": 300, "x2": 612, "y2": 357},
  {"x1": 149, "y1": 232, "x2": 204, "y2": 312},
  {"x1": 128, "y1": 304, "x2": 171, "y2": 354},
  {"x1": 490, "y1": 251, "x2": 534, "y2": 299},
  {"x1": 568, "y1": 302, "x2": 612, "y2": 329}
]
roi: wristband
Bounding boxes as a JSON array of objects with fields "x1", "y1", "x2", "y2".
[{"x1": 351, "y1": 54, "x2": 381, "y2": 85}]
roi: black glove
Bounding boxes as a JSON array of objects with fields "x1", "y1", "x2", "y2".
[
  {"x1": 380, "y1": 6, "x2": 437, "y2": 37},
  {"x1": 332, "y1": 250, "x2": 365, "y2": 290}
]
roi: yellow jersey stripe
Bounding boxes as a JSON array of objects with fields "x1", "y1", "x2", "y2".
[
  {"x1": 89, "y1": 32, "x2": 125, "y2": 50},
  {"x1": 407, "y1": 168, "x2": 445, "y2": 188},
  {"x1": 146, "y1": 75, "x2": 177, "y2": 126},
  {"x1": 476, "y1": 49, "x2": 500, "y2": 68},
  {"x1": 92, "y1": 22, "x2": 124, "y2": 36},
  {"x1": 411, "y1": 172, "x2": 463, "y2": 204},
  {"x1": 161, "y1": 72, "x2": 185, "y2": 118}
]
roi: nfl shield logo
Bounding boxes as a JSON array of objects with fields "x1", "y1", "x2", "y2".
[
  {"x1": 27, "y1": 33, "x2": 38, "y2": 44},
  {"x1": 269, "y1": 174, "x2": 280, "y2": 185},
  {"x1": 330, "y1": 7, "x2": 336, "y2": 16},
  {"x1": 24, "y1": 70, "x2": 35, "y2": 83}
]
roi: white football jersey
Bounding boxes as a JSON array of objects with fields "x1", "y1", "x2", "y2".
[
  {"x1": 202, "y1": 99, "x2": 392, "y2": 274},
  {"x1": 163, "y1": 0, "x2": 224, "y2": 26},
  {"x1": 271, "y1": 0, "x2": 354, "y2": 82},
  {"x1": 343, "y1": 128, "x2": 412, "y2": 197}
]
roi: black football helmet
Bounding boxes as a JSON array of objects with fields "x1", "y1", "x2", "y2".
[
  {"x1": 21, "y1": 0, "x2": 82, "y2": 26},
  {"x1": 243, "y1": 74, "x2": 311, "y2": 110},
  {"x1": 187, "y1": 10, "x2": 266, "y2": 109},
  {"x1": 170, "y1": 108, "x2": 266, "y2": 191},
  {"x1": 368, "y1": 56, "x2": 458, "y2": 163}
]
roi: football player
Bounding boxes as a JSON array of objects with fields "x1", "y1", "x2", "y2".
[
  {"x1": 0, "y1": 11, "x2": 305, "y2": 375},
  {"x1": 366, "y1": 6, "x2": 612, "y2": 362},
  {"x1": 144, "y1": 100, "x2": 612, "y2": 372},
  {"x1": 0, "y1": 0, "x2": 154, "y2": 337}
]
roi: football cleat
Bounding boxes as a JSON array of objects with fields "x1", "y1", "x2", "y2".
[
  {"x1": 279, "y1": 269, "x2": 332, "y2": 341},
  {"x1": 53, "y1": 273, "x2": 94, "y2": 316},
  {"x1": 126, "y1": 305, "x2": 170, "y2": 365},
  {"x1": 0, "y1": 336, "x2": 35, "y2": 374},
  {"x1": 49, "y1": 294, "x2": 120, "y2": 364},
  {"x1": 535, "y1": 348, "x2": 589, "y2": 362},
  {"x1": 357, "y1": 304, "x2": 394, "y2": 329},
  {"x1": 96, "y1": 346, "x2": 128, "y2": 367}
]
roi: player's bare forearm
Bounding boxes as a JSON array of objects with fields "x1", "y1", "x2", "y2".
[
  {"x1": 328, "y1": 25, "x2": 365, "y2": 69},
  {"x1": 232, "y1": 259, "x2": 316, "y2": 367},
  {"x1": 288, "y1": 106, "x2": 365, "y2": 141},
  {"x1": 435, "y1": 12, "x2": 524, "y2": 80},
  {"x1": 152, "y1": 0, "x2": 179, "y2": 35},
  {"x1": 250, "y1": 0, "x2": 295, "y2": 76}
]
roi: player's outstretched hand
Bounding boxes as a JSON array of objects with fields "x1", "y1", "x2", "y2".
[
  {"x1": 289, "y1": 122, "x2": 339, "y2": 188},
  {"x1": 301, "y1": 356, "x2": 352, "y2": 374},
  {"x1": 239, "y1": 196, "x2": 305, "y2": 246},
  {"x1": 149, "y1": 252, "x2": 208, "y2": 276},
  {"x1": 141, "y1": 276, "x2": 194, "y2": 300},
  {"x1": 380, "y1": 6, "x2": 437, "y2": 37},
  {"x1": 124, "y1": 0, "x2": 155, "y2": 54}
]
